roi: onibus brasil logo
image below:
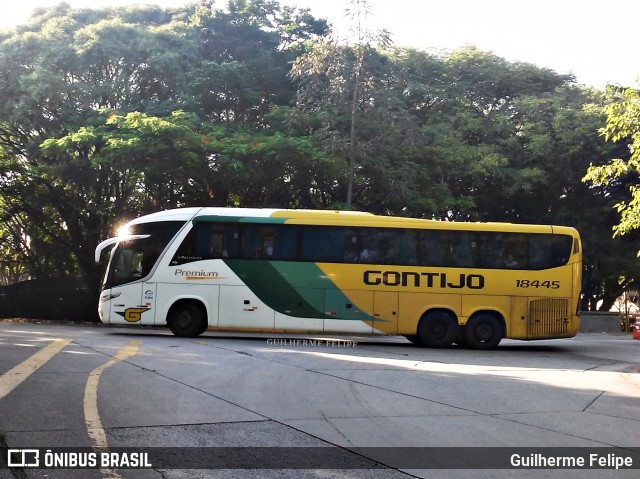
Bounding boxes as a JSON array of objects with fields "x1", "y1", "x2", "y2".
[{"x1": 7, "y1": 448, "x2": 152, "y2": 468}]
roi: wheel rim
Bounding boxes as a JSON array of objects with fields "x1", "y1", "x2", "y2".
[
  {"x1": 465, "y1": 315, "x2": 502, "y2": 349},
  {"x1": 431, "y1": 320, "x2": 447, "y2": 339},
  {"x1": 176, "y1": 311, "x2": 192, "y2": 330},
  {"x1": 420, "y1": 312, "x2": 458, "y2": 348},
  {"x1": 475, "y1": 323, "x2": 494, "y2": 342}
]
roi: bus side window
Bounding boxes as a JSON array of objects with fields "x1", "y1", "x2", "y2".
[
  {"x1": 359, "y1": 229, "x2": 379, "y2": 263},
  {"x1": 301, "y1": 226, "x2": 357, "y2": 263},
  {"x1": 300, "y1": 227, "x2": 319, "y2": 261},
  {"x1": 550, "y1": 235, "x2": 572, "y2": 267},
  {"x1": 272, "y1": 226, "x2": 297, "y2": 260},
  {"x1": 196, "y1": 224, "x2": 213, "y2": 257},
  {"x1": 337, "y1": 229, "x2": 358, "y2": 263},
  {"x1": 209, "y1": 225, "x2": 226, "y2": 258},
  {"x1": 418, "y1": 230, "x2": 444, "y2": 266},
  {"x1": 436, "y1": 231, "x2": 459, "y2": 266},
  {"x1": 171, "y1": 226, "x2": 200, "y2": 265},
  {"x1": 450, "y1": 232, "x2": 476, "y2": 268},
  {"x1": 376, "y1": 229, "x2": 418, "y2": 265},
  {"x1": 243, "y1": 225, "x2": 299, "y2": 260},
  {"x1": 526, "y1": 234, "x2": 571, "y2": 269},
  {"x1": 528, "y1": 235, "x2": 555, "y2": 269},
  {"x1": 376, "y1": 233, "x2": 395, "y2": 265},
  {"x1": 344, "y1": 237, "x2": 359, "y2": 262},
  {"x1": 241, "y1": 225, "x2": 259, "y2": 258},
  {"x1": 395, "y1": 230, "x2": 418, "y2": 265},
  {"x1": 502, "y1": 234, "x2": 528, "y2": 269},
  {"x1": 246, "y1": 225, "x2": 277, "y2": 259},
  {"x1": 222, "y1": 224, "x2": 239, "y2": 258},
  {"x1": 477, "y1": 233, "x2": 504, "y2": 269}
]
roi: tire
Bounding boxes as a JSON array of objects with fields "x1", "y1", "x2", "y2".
[
  {"x1": 404, "y1": 335, "x2": 424, "y2": 346},
  {"x1": 168, "y1": 302, "x2": 207, "y2": 338},
  {"x1": 197, "y1": 319, "x2": 209, "y2": 336},
  {"x1": 464, "y1": 313, "x2": 502, "y2": 350},
  {"x1": 417, "y1": 310, "x2": 458, "y2": 348}
]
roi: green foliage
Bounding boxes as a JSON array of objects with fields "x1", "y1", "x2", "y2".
[
  {"x1": 0, "y1": 0, "x2": 328, "y2": 286},
  {"x1": 583, "y1": 86, "x2": 640, "y2": 237},
  {"x1": 0, "y1": 0, "x2": 635, "y2": 311}
]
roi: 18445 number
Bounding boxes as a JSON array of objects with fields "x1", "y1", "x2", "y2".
[{"x1": 516, "y1": 280, "x2": 560, "y2": 289}]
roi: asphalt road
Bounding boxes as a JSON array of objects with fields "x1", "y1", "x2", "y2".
[{"x1": 0, "y1": 320, "x2": 638, "y2": 479}]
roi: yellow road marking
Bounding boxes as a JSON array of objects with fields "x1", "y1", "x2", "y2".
[
  {"x1": 84, "y1": 340, "x2": 142, "y2": 479},
  {"x1": 0, "y1": 338, "x2": 71, "y2": 400}
]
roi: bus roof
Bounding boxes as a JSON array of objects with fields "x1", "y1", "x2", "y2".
[
  {"x1": 125, "y1": 207, "x2": 579, "y2": 236},
  {"x1": 126, "y1": 207, "x2": 373, "y2": 225}
]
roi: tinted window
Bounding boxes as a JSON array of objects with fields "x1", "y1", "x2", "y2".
[
  {"x1": 418, "y1": 230, "x2": 478, "y2": 267},
  {"x1": 171, "y1": 222, "x2": 239, "y2": 265},
  {"x1": 359, "y1": 228, "x2": 419, "y2": 265},
  {"x1": 300, "y1": 226, "x2": 358, "y2": 263},
  {"x1": 241, "y1": 224, "x2": 297, "y2": 260},
  {"x1": 169, "y1": 220, "x2": 574, "y2": 271},
  {"x1": 529, "y1": 234, "x2": 573, "y2": 269}
]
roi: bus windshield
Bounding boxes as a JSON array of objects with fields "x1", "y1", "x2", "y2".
[{"x1": 104, "y1": 221, "x2": 184, "y2": 288}]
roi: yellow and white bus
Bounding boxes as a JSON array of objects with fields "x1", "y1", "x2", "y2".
[{"x1": 95, "y1": 207, "x2": 582, "y2": 349}]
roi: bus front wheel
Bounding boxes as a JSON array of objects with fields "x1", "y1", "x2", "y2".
[
  {"x1": 417, "y1": 310, "x2": 458, "y2": 348},
  {"x1": 464, "y1": 313, "x2": 502, "y2": 350},
  {"x1": 168, "y1": 302, "x2": 207, "y2": 338}
]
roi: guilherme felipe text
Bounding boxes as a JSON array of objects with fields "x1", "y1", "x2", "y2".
[{"x1": 511, "y1": 452, "x2": 633, "y2": 469}]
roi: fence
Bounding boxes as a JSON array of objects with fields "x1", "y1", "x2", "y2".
[
  {"x1": 579, "y1": 311, "x2": 625, "y2": 333},
  {"x1": 0, "y1": 278, "x2": 98, "y2": 322}
]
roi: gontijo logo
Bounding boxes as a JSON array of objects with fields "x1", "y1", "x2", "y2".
[
  {"x1": 116, "y1": 307, "x2": 150, "y2": 322},
  {"x1": 174, "y1": 269, "x2": 222, "y2": 280},
  {"x1": 364, "y1": 270, "x2": 485, "y2": 289}
]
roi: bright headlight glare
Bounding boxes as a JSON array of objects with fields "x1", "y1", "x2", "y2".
[{"x1": 117, "y1": 225, "x2": 130, "y2": 237}]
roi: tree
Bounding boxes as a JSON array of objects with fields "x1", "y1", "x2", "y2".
[
  {"x1": 188, "y1": 0, "x2": 327, "y2": 123},
  {"x1": 583, "y1": 85, "x2": 640, "y2": 237},
  {"x1": 343, "y1": 0, "x2": 392, "y2": 207},
  {"x1": 365, "y1": 47, "x2": 575, "y2": 221},
  {"x1": 1, "y1": 1, "x2": 637, "y2": 315},
  {"x1": 0, "y1": 0, "x2": 328, "y2": 287},
  {"x1": 290, "y1": 0, "x2": 391, "y2": 208},
  {"x1": 0, "y1": 4, "x2": 202, "y2": 283},
  {"x1": 0, "y1": 197, "x2": 31, "y2": 285},
  {"x1": 581, "y1": 85, "x2": 640, "y2": 309}
]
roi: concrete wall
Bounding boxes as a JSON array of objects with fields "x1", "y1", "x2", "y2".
[{"x1": 579, "y1": 311, "x2": 623, "y2": 333}]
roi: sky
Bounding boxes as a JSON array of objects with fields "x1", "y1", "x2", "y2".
[{"x1": 0, "y1": 0, "x2": 638, "y2": 89}]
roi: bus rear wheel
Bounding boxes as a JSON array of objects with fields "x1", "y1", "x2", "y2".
[
  {"x1": 417, "y1": 310, "x2": 458, "y2": 348},
  {"x1": 168, "y1": 302, "x2": 207, "y2": 338},
  {"x1": 464, "y1": 313, "x2": 502, "y2": 350}
]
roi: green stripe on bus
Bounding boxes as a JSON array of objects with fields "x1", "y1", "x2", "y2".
[
  {"x1": 223, "y1": 260, "x2": 378, "y2": 321},
  {"x1": 223, "y1": 260, "x2": 326, "y2": 318}
]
